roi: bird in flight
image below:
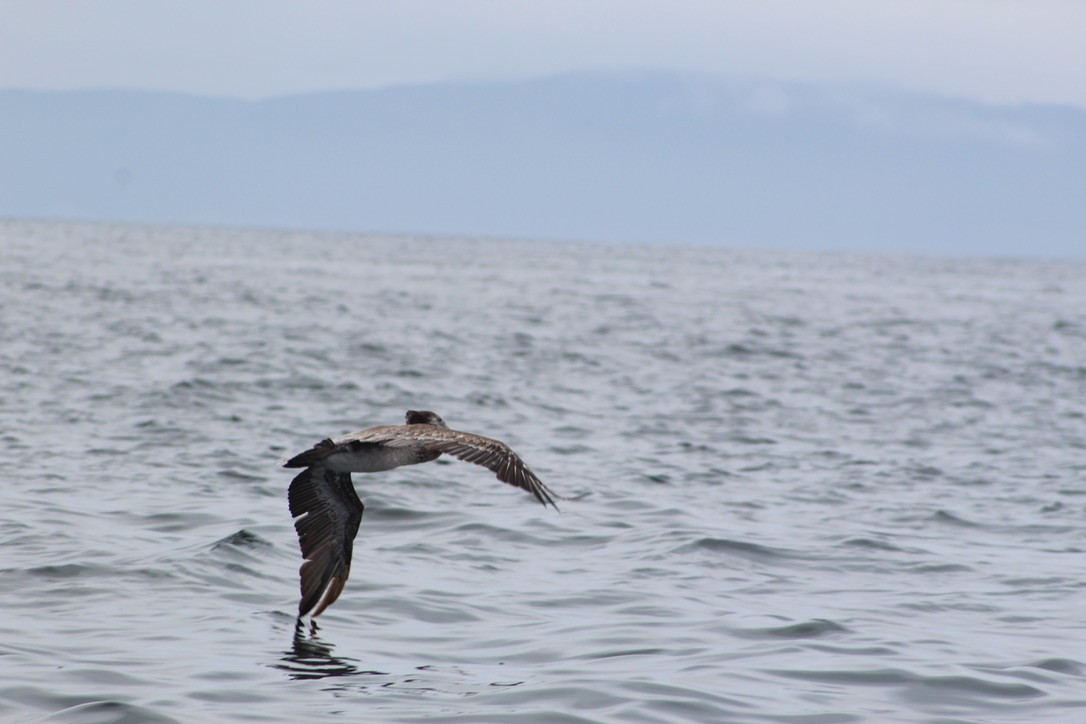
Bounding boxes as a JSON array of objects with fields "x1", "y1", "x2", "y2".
[{"x1": 283, "y1": 410, "x2": 562, "y2": 618}]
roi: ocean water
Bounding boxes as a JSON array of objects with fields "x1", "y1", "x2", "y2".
[{"x1": 2, "y1": 219, "x2": 1085, "y2": 723}]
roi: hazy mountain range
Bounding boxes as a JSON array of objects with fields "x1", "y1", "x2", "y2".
[{"x1": 2, "y1": 72, "x2": 1084, "y2": 256}]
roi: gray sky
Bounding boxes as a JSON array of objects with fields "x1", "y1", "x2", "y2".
[{"x1": 2, "y1": 0, "x2": 1085, "y2": 107}]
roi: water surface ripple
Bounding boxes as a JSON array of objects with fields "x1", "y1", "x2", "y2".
[{"x1": 2, "y1": 220, "x2": 1085, "y2": 722}]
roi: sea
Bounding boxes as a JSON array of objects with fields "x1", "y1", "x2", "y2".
[{"x1": 1, "y1": 219, "x2": 1085, "y2": 723}]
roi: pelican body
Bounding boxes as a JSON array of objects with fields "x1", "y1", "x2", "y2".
[{"x1": 284, "y1": 410, "x2": 560, "y2": 617}]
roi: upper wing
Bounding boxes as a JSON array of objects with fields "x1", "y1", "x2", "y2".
[
  {"x1": 287, "y1": 463, "x2": 364, "y2": 617},
  {"x1": 369, "y1": 425, "x2": 561, "y2": 509}
]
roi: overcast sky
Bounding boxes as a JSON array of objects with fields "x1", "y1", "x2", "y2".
[{"x1": 2, "y1": 0, "x2": 1085, "y2": 108}]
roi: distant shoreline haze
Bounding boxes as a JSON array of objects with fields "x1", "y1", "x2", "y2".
[{"x1": 1, "y1": 73, "x2": 1084, "y2": 258}]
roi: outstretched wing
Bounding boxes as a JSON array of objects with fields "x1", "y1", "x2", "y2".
[
  {"x1": 373, "y1": 425, "x2": 561, "y2": 509},
  {"x1": 287, "y1": 463, "x2": 364, "y2": 617}
]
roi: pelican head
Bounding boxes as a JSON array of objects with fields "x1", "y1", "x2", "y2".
[{"x1": 405, "y1": 410, "x2": 448, "y2": 428}]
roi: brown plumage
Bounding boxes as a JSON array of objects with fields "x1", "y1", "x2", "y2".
[{"x1": 284, "y1": 410, "x2": 563, "y2": 617}]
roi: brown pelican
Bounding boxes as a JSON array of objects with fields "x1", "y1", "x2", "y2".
[{"x1": 284, "y1": 410, "x2": 562, "y2": 617}]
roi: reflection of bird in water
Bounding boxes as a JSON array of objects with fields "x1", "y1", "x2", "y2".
[
  {"x1": 284, "y1": 410, "x2": 564, "y2": 617},
  {"x1": 275, "y1": 619, "x2": 378, "y2": 680},
  {"x1": 276, "y1": 621, "x2": 527, "y2": 692}
]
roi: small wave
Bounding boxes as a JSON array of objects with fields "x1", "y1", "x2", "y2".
[
  {"x1": 716, "y1": 342, "x2": 802, "y2": 360},
  {"x1": 580, "y1": 647, "x2": 667, "y2": 660},
  {"x1": 932, "y1": 511, "x2": 1076, "y2": 536},
  {"x1": 548, "y1": 444, "x2": 593, "y2": 456},
  {"x1": 906, "y1": 562, "x2": 973, "y2": 574},
  {"x1": 771, "y1": 667, "x2": 1045, "y2": 700},
  {"x1": 43, "y1": 700, "x2": 181, "y2": 723},
  {"x1": 1029, "y1": 658, "x2": 1085, "y2": 675},
  {"x1": 677, "y1": 537, "x2": 806, "y2": 562},
  {"x1": 734, "y1": 619, "x2": 850, "y2": 640},
  {"x1": 371, "y1": 505, "x2": 448, "y2": 521},
  {"x1": 448, "y1": 522, "x2": 550, "y2": 546},
  {"x1": 26, "y1": 563, "x2": 108, "y2": 579},
  {"x1": 211, "y1": 529, "x2": 273, "y2": 551},
  {"x1": 839, "y1": 537, "x2": 907, "y2": 552},
  {"x1": 932, "y1": 510, "x2": 980, "y2": 527},
  {"x1": 217, "y1": 468, "x2": 264, "y2": 482}
]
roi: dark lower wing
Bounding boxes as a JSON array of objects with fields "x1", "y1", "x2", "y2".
[{"x1": 287, "y1": 464, "x2": 364, "y2": 617}]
